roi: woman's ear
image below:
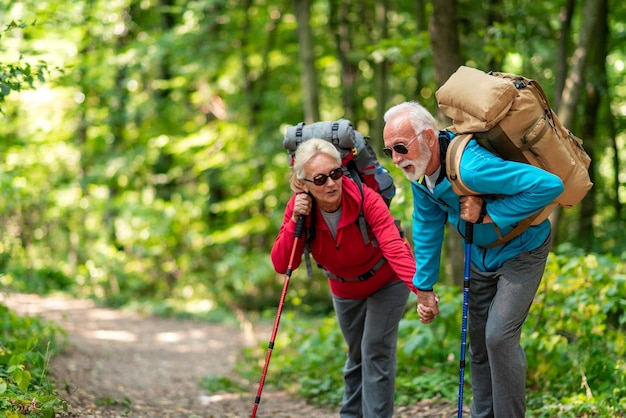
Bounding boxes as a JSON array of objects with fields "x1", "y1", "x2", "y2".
[
  {"x1": 298, "y1": 179, "x2": 309, "y2": 193},
  {"x1": 290, "y1": 173, "x2": 308, "y2": 193}
]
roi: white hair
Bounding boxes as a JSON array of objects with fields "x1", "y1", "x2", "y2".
[
  {"x1": 292, "y1": 138, "x2": 341, "y2": 180},
  {"x1": 383, "y1": 101, "x2": 439, "y2": 141}
]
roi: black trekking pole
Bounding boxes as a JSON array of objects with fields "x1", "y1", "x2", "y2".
[
  {"x1": 457, "y1": 222, "x2": 473, "y2": 418},
  {"x1": 251, "y1": 215, "x2": 305, "y2": 418}
]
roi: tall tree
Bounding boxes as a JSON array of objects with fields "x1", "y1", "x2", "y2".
[
  {"x1": 294, "y1": 0, "x2": 320, "y2": 123},
  {"x1": 552, "y1": 0, "x2": 604, "y2": 243},
  {"x1": 555, "y1": 0, "x2": 576, "y2": 108},
  {"x1": 429, "y1": 0, "x2": 464, "y2": 285},
  {"x1": 429, "y1": 0, "x2": 463, "y2": 92},
  {"x1": 485, "y1": 0, "x2": 504, "y2": 70},
  {"x1": 576, "y1": 0, "x2": 608, "y2": 249},
  {"x1": 558, "y1": 0, "x2": 602, "y2": 128},
  {"x1": 372, "y1": 0, "x2": 389, "y2": 142},
  {"x1": 329, "y1": 0, "x2": 359, "y2": 120},
  {"x1": 413, "y1": 0, "x2": 429, "y2": 99}
]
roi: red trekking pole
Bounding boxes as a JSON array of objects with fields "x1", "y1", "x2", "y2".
[{"x1": 251, "y1": 215, "x2": 305, "y2": 418}]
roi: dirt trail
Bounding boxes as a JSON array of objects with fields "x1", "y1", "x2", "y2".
[{"x1": 1, "y1": 292, "x2": 455, "y2": 417}]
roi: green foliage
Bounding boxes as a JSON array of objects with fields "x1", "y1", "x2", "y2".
[
  {"x1": 240, "y1": 253, "x2": 626, "y2": 416},
  {"x1": 0, "y1": 303, "x2": 67, "y2": 417},
  {"x1": 200, "y1": 375, "x2": 247, "y2": 395},
  {"x1": 0, "y1": 267, "x2": 73, "y2": 295},
  {"x1": 94, "y1": 396, "x2": 131, "y2": 411},
  {"x1": 524, "y1": 251, "x2": 626, "y2": 417},
  {"x1": 0, "y1": 0, "x2": 623, "y2": 315},
  {"x1": 239, "y1": 290, "x2": 463, "y2": 409},
  {"x1": 240, "y1": 313, "x2": 345, "y2": 406},
  {"x1": 0, "y1": 0, "x2": 625, "y2": 415},
  {"x1": 395, "y1": 290, "x2": 466, "y2": 404},
  {"x1": 0, "y1": 21, "x2": 55, "y2": 110}
]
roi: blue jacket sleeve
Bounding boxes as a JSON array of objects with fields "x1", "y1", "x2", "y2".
[{"x1": 411, "y1": 182, "x2": 448, "y2": 291}]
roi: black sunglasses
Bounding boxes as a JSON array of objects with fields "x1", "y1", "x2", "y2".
[
  {"x1": 304, "y1": 167, "x2": 344, "y2": 186},
  {"x1": 383, "y1": 136, "x2": 418, "y2": 158}
]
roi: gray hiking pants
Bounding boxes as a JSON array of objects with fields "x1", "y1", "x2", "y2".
[
  {"x1": 468, "y1": 235, "x2": 551, "y2": 418},
  {"x1": 331, "y1": 280, "x2": 409, "y2": 418}
]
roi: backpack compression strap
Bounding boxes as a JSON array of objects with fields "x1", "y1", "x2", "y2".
[
  {"x1": 294, "y1": 122, "x2": 305, "y2": 148},
  {"x1": 294, "y1": 120, "x2": 344, "y2": 148}
]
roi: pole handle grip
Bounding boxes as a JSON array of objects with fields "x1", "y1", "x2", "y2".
[
  {"x1": 465, "y1": 222, "x2": 474, "y2": 244},
  {"x1": 294, "y1": 214, "x2": 305, "y2": 238}
]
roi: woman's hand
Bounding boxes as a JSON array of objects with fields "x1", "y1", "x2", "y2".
[{"x1": 292, "y1": 193, "x2": 312, "y2": 223}]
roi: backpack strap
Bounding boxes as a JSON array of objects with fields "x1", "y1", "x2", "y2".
[
  {"x1": 303, "y1": 196, "x2": 317, "y2": 277},
  {"x1": 303, "y1": 243, "x2": 314, "y2": 277},
  {"x1": 482, "y1": 211, "x2": 544, "y2": 249},
  {"x1": 346, "y1": 161, "x2": 374, "y2": 247},
  {"x1": 445, "y1": 133, "x2": 478, "y2": 196}
]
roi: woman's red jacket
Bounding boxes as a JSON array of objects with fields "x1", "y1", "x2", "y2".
[{"x1": 271, "y1": 177, "x2": 417, "y2": 299}]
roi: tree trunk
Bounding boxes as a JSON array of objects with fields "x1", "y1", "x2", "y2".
[
  {"x1": 429, "y1": 0, "x2": 464, "y2": 286},
  {"x1": 294, "y1": 0, "x2": 320, "y2": 123},
  {"x1": 555, "y1": 0, "x2": 576, "y2": 108},
  {"x1": 429, "y1": 0, "x2": 463, "y2": 91},
  {"x1": 485, "y1": 0, "x2": 504, "y2": 71},
  {"x1": 372, "y1": 0, "x2": 389, "y2": 148},
  {"x1": 329, "y1": 0, "x2": 358, "y2": 121},
  {"x1": 413, "y1": 0, "x2": 428, "y2": 103},
  {"x1": 551, "y1": 0, "x2": 604, "y2": 244},
  {"x1": 575, "y1": 0, "x2": 608, "y2": 250},
  {"x1": 557, "y1": 0, "x2": 602, "y2": 128}
]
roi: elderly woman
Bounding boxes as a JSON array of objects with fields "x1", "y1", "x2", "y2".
[{"x1": 271, "y1": 138, "x2": 417, "y2": 418}]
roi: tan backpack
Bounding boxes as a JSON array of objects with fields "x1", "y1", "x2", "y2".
[{"x1": 436, "y1": 65, "x2": 593, "y2": 248}]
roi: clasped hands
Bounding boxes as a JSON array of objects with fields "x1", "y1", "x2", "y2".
[{"x1": 417, "y1": 291, "x2": 440, "y2": 324}]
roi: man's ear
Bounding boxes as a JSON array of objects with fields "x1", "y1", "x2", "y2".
[{"x1": 424, "y1": 128, "x2": 438, "y2": 146}]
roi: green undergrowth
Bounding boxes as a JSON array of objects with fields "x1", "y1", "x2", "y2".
[
  {"x1": 239, "y1": 251, "x2": 626, "y2": 417},
  {"x1": 0, "y1": 303, "x2": 67, "y2": 418},
  {"x1": 2, "y1": 250, "x2": 624, "y2": 417}
]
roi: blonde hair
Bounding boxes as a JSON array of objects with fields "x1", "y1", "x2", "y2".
[{"x1": 289, "y1": 138, "x2": 341, "y2": 192}]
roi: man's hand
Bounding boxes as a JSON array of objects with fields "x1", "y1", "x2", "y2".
[
  {"x1": 417, "y1": 291, "x2": 440, "y2": 324},
  {"x1": 459, "y1": 195, "x2": 490, "y2": 224}
]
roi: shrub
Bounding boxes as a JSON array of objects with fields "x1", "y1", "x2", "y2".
[{"x1": 0, "y1": 303, "x2": 67, "y2": 418}]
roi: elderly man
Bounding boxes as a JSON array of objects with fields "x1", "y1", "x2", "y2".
[{"x1": 383, "y1": 101, "x2": 563, "y2": 418}]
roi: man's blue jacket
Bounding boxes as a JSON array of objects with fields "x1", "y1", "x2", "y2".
[{"x1": 411, "y1": 133, "x2": 564, "y2": 291}]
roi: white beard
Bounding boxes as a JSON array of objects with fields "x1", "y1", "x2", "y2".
[{"x1": 397, "y1": 141, "x2": 432, "y2": 182}]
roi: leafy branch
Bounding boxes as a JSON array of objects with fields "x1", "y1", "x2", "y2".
[{"x1": 0, "y1": 20, "x2": 53, "y2": 108}]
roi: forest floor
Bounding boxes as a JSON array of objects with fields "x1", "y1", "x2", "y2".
[{"x1": 2, "y1": 292, "x2": 459, "y2": 418}]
